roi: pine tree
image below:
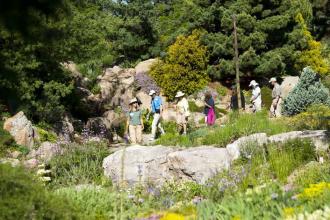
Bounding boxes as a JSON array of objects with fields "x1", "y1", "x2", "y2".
[{"x1": 283, "y1": 67, "x2": 330, "y2": 116}]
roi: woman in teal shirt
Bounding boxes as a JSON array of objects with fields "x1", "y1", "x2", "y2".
[{"x1": 125, "y1": 98, "x2": 144, "y2": 144}]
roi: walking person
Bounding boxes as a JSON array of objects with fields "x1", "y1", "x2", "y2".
[
  {"x1": 149, "y1": 90, "x2": 165, "y2": 141},
  {"x1": 175, "y1": 91, "x2": 190, "y2": 135},
  {"x1": 125, "y1": 98, "x2": 144, "y2": 144},
  {"x1": 229, "y1": 85, "x2": 245, "y2": 111},
  {"x1": 204, "y1": 92, "x2": 216, "y2": 126},
  {"x1": 269, "y1": 77, "x2": 282, "y2": 117},
  {"x1": 249, "y1": 80, "x2": 262, "y2": 112}
]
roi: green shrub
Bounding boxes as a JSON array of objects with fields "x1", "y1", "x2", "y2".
[
  {"x1": 150, "y1": 30, "x2": 209, "y2": 100},
  {"x1": 261, "y1": 86, "x2": 273, "y2": 110},
  {"x1": 49, "y1": 142, "x2": 110, "y2": 187},
  {"x1": 155, "y1": 133, "x2": 192, "y2": 147},
  {"x1": 37, "y1": 127, "x2": 57, "y2": 143},
  {"x1": 188, "y1": 101, "x2": 203, "y2": 113},
  {"x1": 288, "y1": 104, "x2": 330, "y2": 130},
  {"x1": 291, "y1": 162, "x2": 330, "y2": 187},
  {"x1": 0, "y1": 164, "x2": 76, "y2": 220},
  {"x1": 283, "y1": 67, "x2": 330, "y2": 116}
]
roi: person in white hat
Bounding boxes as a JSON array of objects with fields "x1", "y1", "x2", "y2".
[
  {"x1": 249, "y1": 80, "x2": 262, "y2": 112},
  {"x1": 269, "y1": 77, "x2": 282, "y2": 117},
  {"x1": 125, "y1": 98, "x2": 144, "y2": 144},
  {"x1": 149, "y1": 90, "x2": 165, "y2": 141},
  {"x1": 175, "y1": 91, "x2": 190, "y2": 135}
]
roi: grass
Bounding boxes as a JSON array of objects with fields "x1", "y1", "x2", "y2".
[
  {"x1": 156, "y1": 110, "x2": 290, "y2": 147},
  {"x1": 49, "y1": 141, "x2": 110, "y2": 187}
]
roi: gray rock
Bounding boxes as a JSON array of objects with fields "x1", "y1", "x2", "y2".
[
  {"x1": 28, "y1": 142, "x2": 63, "y2": 162},
  {"x1": 135, "y1": 59, "x2": 158, "y2": 75},
  {"x1": 0, "y1": 158, "x2": 20, "y2": 167},
  {"x1": 9, "y1": 150, "x2": 22, "y2": 159},
  {"x1": 103, "y1": 145, "x2": 175, "y2": 185},
  {"x1": 167, "y1": 146, "x2": 232, "y2": 184},
  {"x1": 3, "y1": 111, "x2": 37, "y2": 149},
  {"x1": 24, "y1": 158, "x2": 39, "y2": 169},
  {"x1": 268, "y1": 130, "x2": 329, "y2": 150},
  {"x1": 280, "y1": 76, "x2": 299, "y2": 99},
  {"x1": 226, "y1": 133, "x2": 268, "y2": 160}
]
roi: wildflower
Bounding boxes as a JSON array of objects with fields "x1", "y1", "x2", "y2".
[
  {"x1": 128, "y1": 194, "x2": 135, "y2": 200},
  {"x1": 283, "y1": 207, "x2": 295, "y2": 217},
  {"x1": 192, "y1": 196, "x2": 203, "y2": 205},
  {"x1": 160, "y1": 213, "x2": 185, "y2": 220},
  {"x1": 231, "y1": 216, "x2": 241, "y2": 220},
  {"x1": 271, "y1": 193, "x2": 278, "y2": 200},
  {"x1": 138, "y1": 198, "x2": 144, "y2": 203}
]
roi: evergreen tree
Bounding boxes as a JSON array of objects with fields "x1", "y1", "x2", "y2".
[{"x1": 283, "y1": 67, "x2": 330, "y2": 116}]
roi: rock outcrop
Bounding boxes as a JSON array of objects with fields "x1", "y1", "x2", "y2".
[
  {"x1": 103, "y1": 130, "x2": 329, "y2": 186},
  {"x1": 3, "y1": 111, "x2": 37, "y2": 149},
  {"x1": 27, "y1": 142, "x2": 63, "y2": 162},
  {"x1": 281, "y1": 76, "x2": 299, "y2": 99}
]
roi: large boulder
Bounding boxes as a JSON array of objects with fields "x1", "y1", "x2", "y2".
[
  {"x1": 103, "y1": 145, "x2": 234, "y2": 185},
  {"x1": 167, "y1": 146, "x2": 232, "y2": 184},
  {"x1": 135, "y1": 59, "x2": 158, "y2": 75},
  {"x1": 103, "y1": 145, "x2": 175, "y2": 185},
  {"x1": 280, "y1": 76, "x2": 299, "y2": 99},
  {"x1": 226, "y1": 133, "x2": 268, "y2": 160},
  {"x1": 27, "y1": 142, "x2": 63, "y2": 162},
  {"x1": 3, "y1": 111, "x2": 37, "y2": 149}
]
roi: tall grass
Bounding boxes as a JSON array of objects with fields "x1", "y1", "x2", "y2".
[{"x1": 49, "y1": 141, "x2": 110, "y2": 187}]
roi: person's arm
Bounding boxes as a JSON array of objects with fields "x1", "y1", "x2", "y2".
[
  {"x1": 140, "y1": 117, "x2": 144, "y2": 130},
  {"x1": 204, "y1": 100, "x2": 212, "y2": 108}
]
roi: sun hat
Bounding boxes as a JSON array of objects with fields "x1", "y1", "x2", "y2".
[
  {"x1": 269, "y1": 77, "x2": 277, "y2": 83},
  {"x1": 249, "y1": 80, "x2": 258, "y2": 87},
  {"x1": 175, "y1": 91, "x2": 185, "y2": 98},
  {"x1": 149, "y1": 90, "x2": 156, "y2": 96},
  {"x1": 129, "y1": 98, "x2": 138, "y2": 104}
]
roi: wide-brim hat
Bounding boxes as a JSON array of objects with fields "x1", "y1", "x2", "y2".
[
  {"x1": 149, "y1": 90, "x2": 156, "y2": 96},
  {"x1": 269, "y1": 77, "x2": 277, "y2": 83},
  {"x1": 129, "y1": 98, "x2": 138, "y2": 104},
  {"x1": 175, "y1": 91, "x2": 185, "y2": 98},
  {"x1": 249, "y1": 80, "x2": 258, "y2": 87}
]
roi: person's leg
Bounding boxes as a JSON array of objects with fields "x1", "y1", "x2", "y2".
[
  {"x1": 151, "y1": 113, "x2": 160, "y2": 139},
  {"x1": 275, "y1": 98, "x2": 282, "y2": 117},
  {"x1": 183, "y1": 123, "x2": 187, "y2": 135},
  {"x1": 205, "y1": 116, "x2": 208, "y2": 124},
  {"x1": 129, "y1": 125, "x2": 137, "y2": 144},
  {"x1": 270, "y1": 101, "x2": 275, "y2": 117},
  {"x1": 136, "y1": 125, "x2": 142, "y2": 144},
  {"x1": 157, "y1": 115, "x2": 165, "y2": 134}
]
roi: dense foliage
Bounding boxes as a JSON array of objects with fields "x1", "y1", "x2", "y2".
[
  {"x1": 0, "y1": 0, "x2": 329, "y2": 122},
  {"x1": 150, "y1": 31, "x2": 209, "y2": 99},
  {"x1": 283, "y1": 67, "x2": 330, "y2": 116}
]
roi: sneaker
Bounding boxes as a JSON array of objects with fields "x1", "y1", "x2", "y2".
[
  {"x1": 182, "y1": 132, "x2": 187, "y2": 135},
  {"x1": 149, "y1": 137, "x2": 155, "y2": 141}
]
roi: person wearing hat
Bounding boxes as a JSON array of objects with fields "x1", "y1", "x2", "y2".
[
  {"x1": 149, "y1": 90, "x2": 165, "y2": 141},
  {"x1": 269, "y1": 77, "x2": 282, "y2": 117},
  {"x1": 125, "y1": 98, "x2": 144, "y2": 144},
  {"x1": 175, "y1": 91, "x2": 190, "y2": 135},
  {"x1": 249, "y1": 80, "x2": 262, "y2": 112}
]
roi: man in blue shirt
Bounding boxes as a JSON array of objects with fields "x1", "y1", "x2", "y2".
[{"x1": 149, "y1": 90, "x2": 165, "y2": 140}]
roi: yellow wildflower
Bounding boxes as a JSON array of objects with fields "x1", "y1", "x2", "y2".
[
  {"x1": 298, "y1": 182, "x2": 330, "y2": 199},
  {"x1": 231, "y1": 215, "x2": 241, "y2": 220},
  {"x1": 160, "y1": 213, "x2": 185, "y2": 220},
  {"x1": 283, "y1": 207, "x2": 295, "y2": 217}
]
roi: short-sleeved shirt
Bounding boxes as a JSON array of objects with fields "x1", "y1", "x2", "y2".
[
  {"x1": 177, "y1": 98, "x2": 189, "y2": 114},
  {"x1": 127, "y1": 110, "x2": 142, "y2": 126},
  {"x1": 272, "y1": 83, "x2": 282, "y2": 99},
  {"x1": 204, "y1": 97, "x2": 215, "y2": 115},
  {"x1": 151, "y1": 96, "x2": 162, "y2": 113},
  {"x1": 252, "y1": 86, "x2": 261, "y2": 103}
]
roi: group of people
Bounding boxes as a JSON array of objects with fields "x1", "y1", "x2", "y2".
[
  {"x1": 125, "y1": 90, "x2": 216, "y2": 144},
  {"x1": 248, "y1": 77, "x2": 282, "y2": 117},
  {"x1": 125, "y1": 76, "x2": 282, "y2": 144}
]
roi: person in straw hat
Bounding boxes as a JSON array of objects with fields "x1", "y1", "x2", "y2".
[
  {"x1": 125, "y1": 98, "x2": 144, "y2": 144},
  {"x1": 249, "y1": 80, "x2": 262, "y2": 112},
  {"x1": 149, "y1": 90, "x2": 165, "y2": 141},
  {"x1": 175, "y1": 91, "x2": 190, "y2": 135},
  {"x1": 269, "y1": 77, "x2": 282, "y2": 117}
]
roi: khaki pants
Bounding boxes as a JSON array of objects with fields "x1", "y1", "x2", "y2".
[
  {"x1": 129, "y1": 125, "x2": 142, "y2": 144},
  {"x1": 151, "y1": 113, "x2": 165, "y2": 138},
  {"x1": 270, "y1": 98, "x2": 282, "y2": 117}
]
